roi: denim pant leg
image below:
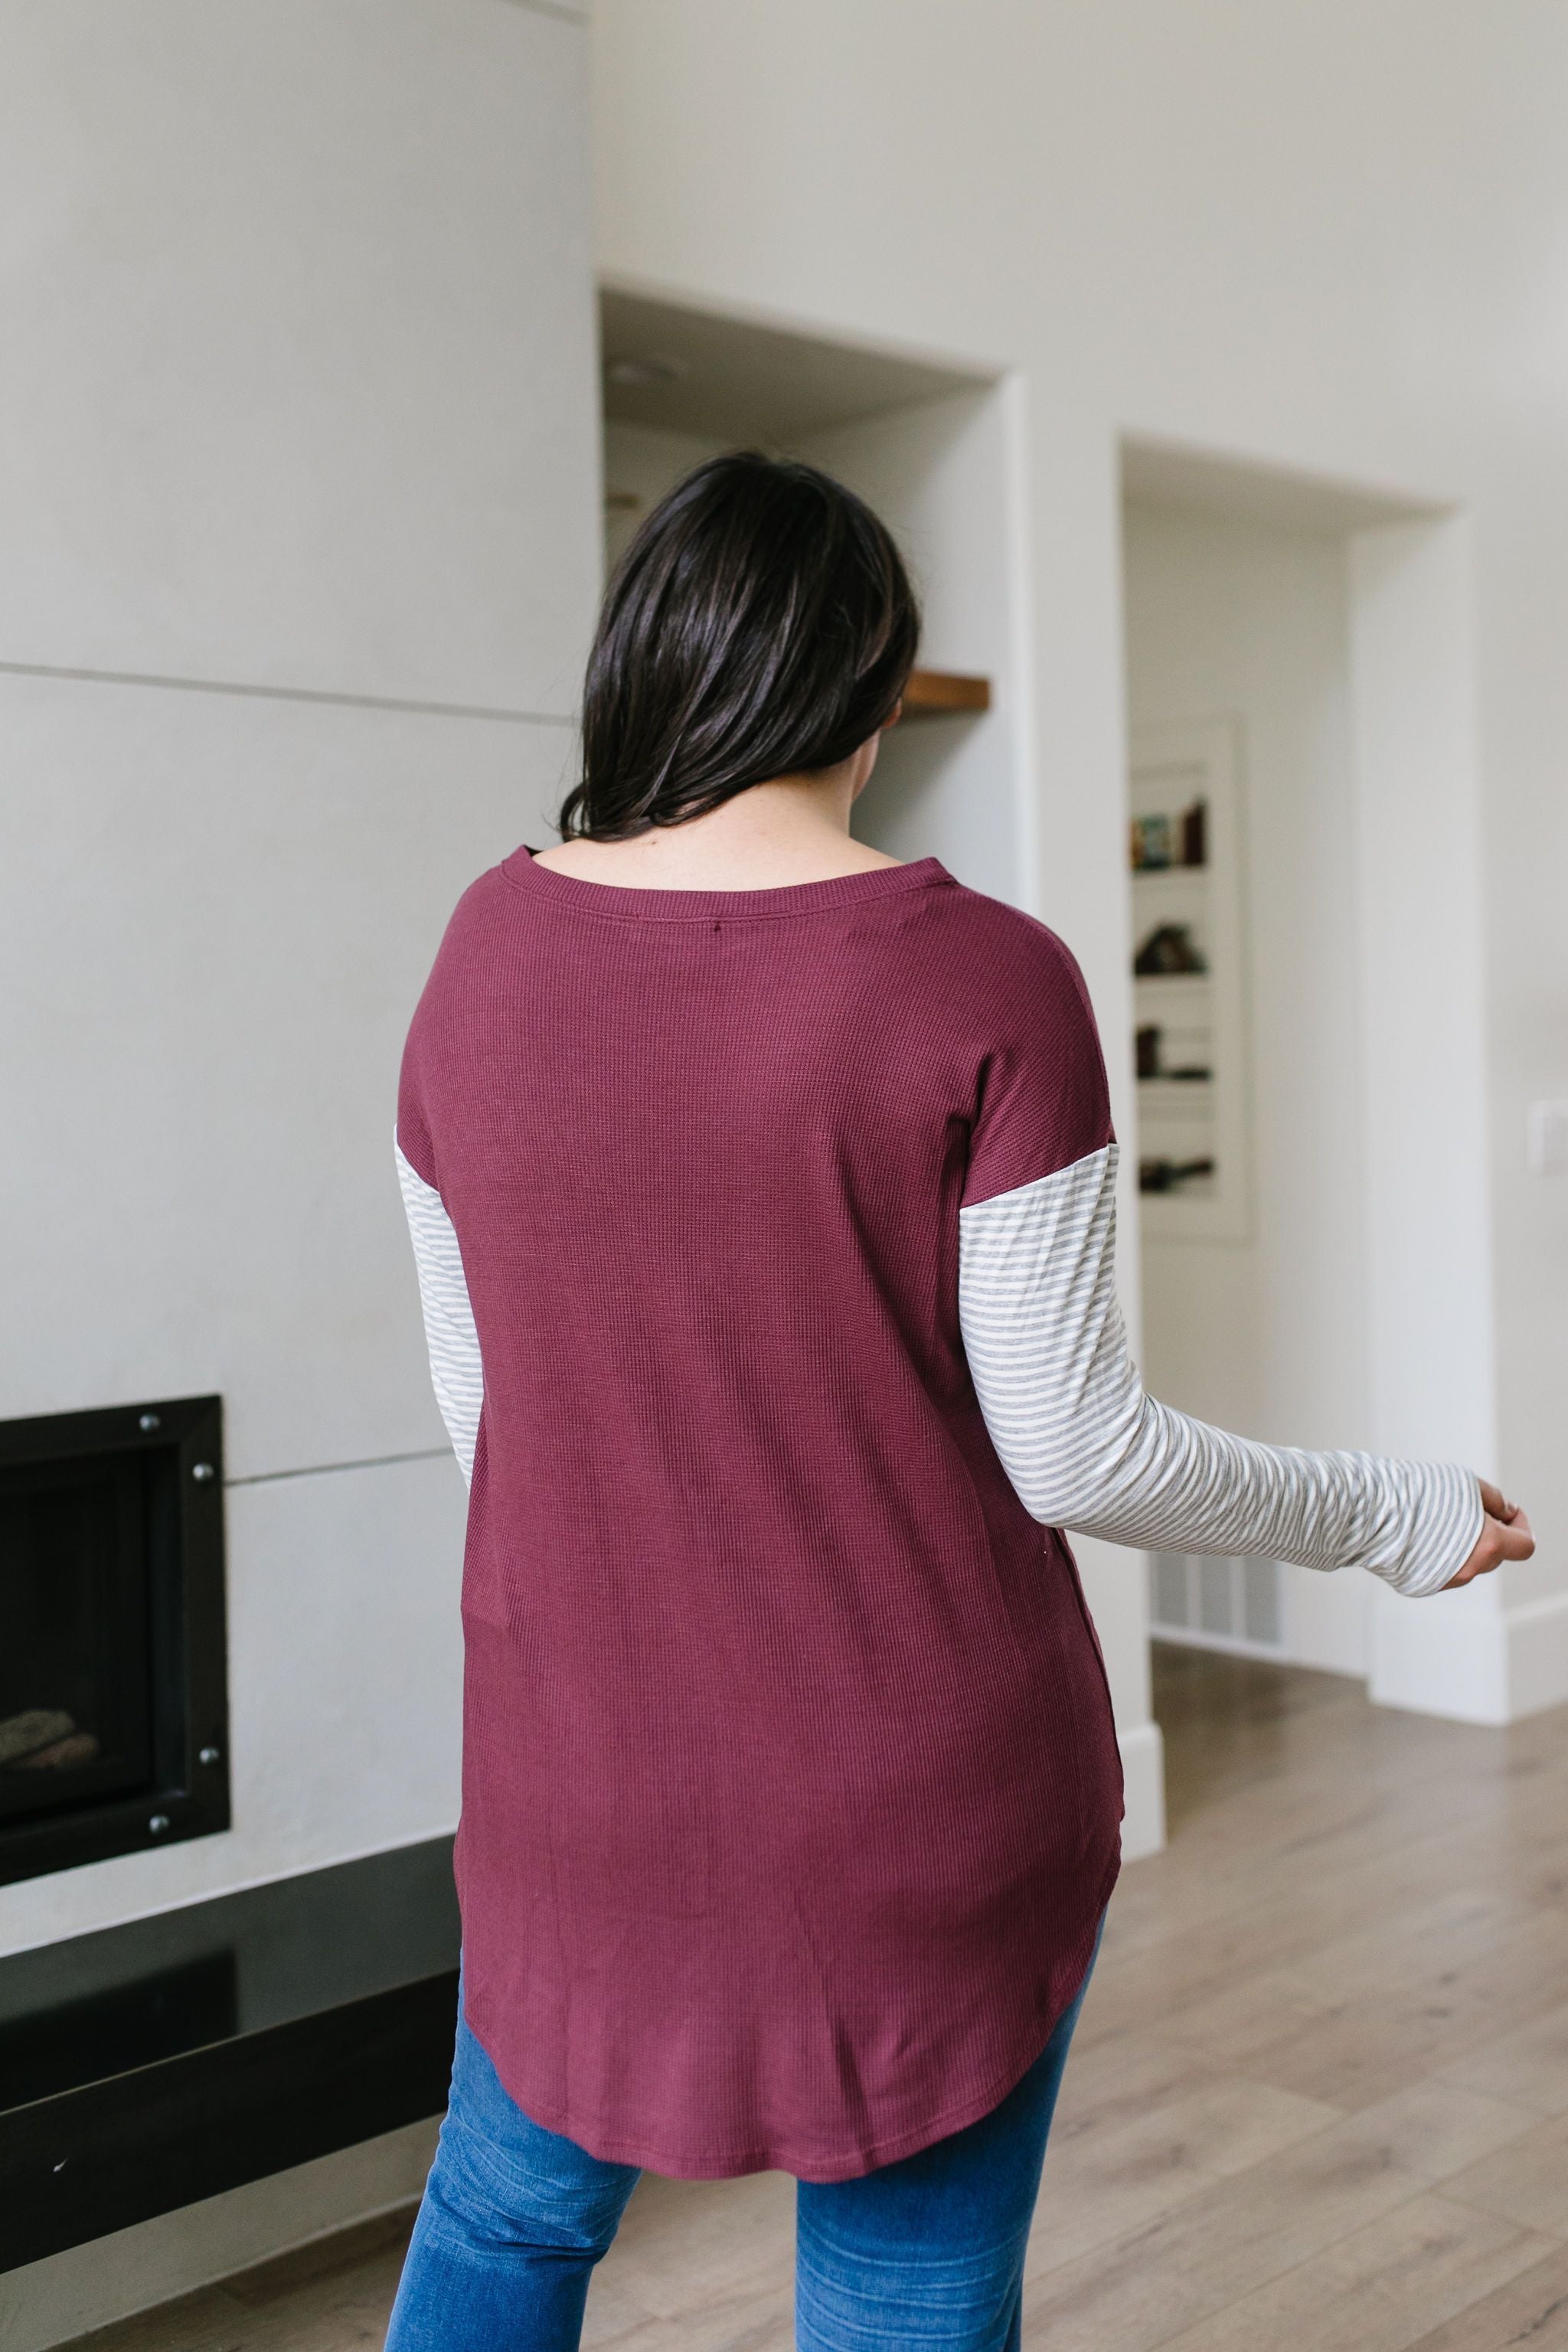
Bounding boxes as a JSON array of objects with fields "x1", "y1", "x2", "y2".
[
  {"x1": 794, "y1": 1915, "x2": 1105, "y2": 2352},
  {"x1": 386, "y1": 2010, "x2": 641, "y2": 2352}
]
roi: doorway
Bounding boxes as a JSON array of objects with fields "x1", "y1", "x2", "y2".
[{"x1": 1119, "y1": 441, "x2": 1493, "y2": 1724}]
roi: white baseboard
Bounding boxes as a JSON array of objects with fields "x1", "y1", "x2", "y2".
[
  {"x1": 1118, "y1": 1718, "x2": 1167, "y2": 1860},
  {"x1": 1370, "y1": 1579, "x2": 1568, "y2": 1726},
  {"x1": 1504, "y1": 1590, "x2": 1568, "y2": 1722}
]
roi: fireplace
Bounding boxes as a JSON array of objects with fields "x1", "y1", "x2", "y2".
[{"x1": 0, "y1": 1396, "x2": 229, "y2": 1886}]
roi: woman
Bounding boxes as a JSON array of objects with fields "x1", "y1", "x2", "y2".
[{"x1": 387, "y1": 452, "x2": 1532, "y2": 2352}]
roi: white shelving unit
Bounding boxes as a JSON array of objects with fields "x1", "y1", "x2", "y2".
[{"x1": 1129, "y1": 716, "x2": 1253, "y2": 1241}]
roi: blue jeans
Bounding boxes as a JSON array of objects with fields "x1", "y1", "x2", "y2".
[{"x1": 387, "y1": 1920, "x2": 1102, "y2": 2352}]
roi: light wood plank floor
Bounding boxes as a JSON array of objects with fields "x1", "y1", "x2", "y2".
[{"x1": 64, "y1": 1646, "x2": 1568, "y2": 2350}]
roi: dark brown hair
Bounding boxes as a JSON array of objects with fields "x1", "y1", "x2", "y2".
[{"x1": 557, "y1": 451, "x2": 920, "y2": 841}]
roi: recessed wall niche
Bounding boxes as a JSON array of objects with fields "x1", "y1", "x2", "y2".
[{"x1": 597, "y1": 286, "x2": 1027, "y2": 904}]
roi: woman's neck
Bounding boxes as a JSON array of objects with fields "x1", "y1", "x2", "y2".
[{"x1": 533, "y1": 758, "x2": 901, "y2": 891}]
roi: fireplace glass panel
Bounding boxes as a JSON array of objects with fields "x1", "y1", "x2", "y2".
[
  {"x1": 0, "y1": 1453, "x2": 157, "y2": 1826},
  {"x1": 0, "y1": 1396, "x2": 227, "y2": 1886}
]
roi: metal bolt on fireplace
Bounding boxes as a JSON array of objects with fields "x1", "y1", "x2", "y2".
[{"x1": 0, "y1": 1396, "x2": 229, "y2": 1887}]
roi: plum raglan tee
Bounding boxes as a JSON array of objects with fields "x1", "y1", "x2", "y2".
[
  {"x1": 396, "y1": 848, "x2": 1125, "y2": 2182},
  {"x1": 396, "y1": 845, "x2": 1478, "y2": 2183}
]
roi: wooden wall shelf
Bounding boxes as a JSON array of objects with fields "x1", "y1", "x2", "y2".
[{"x1": 902, "y1": 668, "x2": 991, "y2": 718}]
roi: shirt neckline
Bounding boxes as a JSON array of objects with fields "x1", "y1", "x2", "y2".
[{"x1": 501, "y1": 845, "x2": 953, "y2": 922}]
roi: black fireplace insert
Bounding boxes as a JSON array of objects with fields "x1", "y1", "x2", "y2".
[{"x1": 0, "y1": 1396, "x2": 229, "y2": 1887}]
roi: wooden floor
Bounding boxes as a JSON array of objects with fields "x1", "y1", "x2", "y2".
[{"x1": 67, "y1": 1645, "x2": 1568, "y2": 2350}]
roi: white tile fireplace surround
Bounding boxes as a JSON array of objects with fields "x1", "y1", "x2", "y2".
[{"x1": 0, "y1": 679, "x2": 580, "y2": 1963}]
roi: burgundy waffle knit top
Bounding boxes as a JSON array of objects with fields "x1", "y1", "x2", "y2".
[{"x1": 396, "y1": 846, "x2": 1125, "y2": 2181}]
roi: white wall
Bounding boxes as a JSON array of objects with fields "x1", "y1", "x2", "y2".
[
  {"x1": 603, "y1": 417, "x2": 727, "y2": 571},
  {"x1": 591, "y1": 0, "x2": 1568, "y2": 1763},
  {"x1": 0, "y1": 3, "x2": 598, "y2": 1941},
  {"x1": 1347, "y1": 517, "x2": 1525, "y2": 1723},
  {"x1": 798, "y1": 386, "x2": 1029, "y2": 905},
  {"x1": 1123, "y1": 498, "x2": 1371, "y2": 1676}
]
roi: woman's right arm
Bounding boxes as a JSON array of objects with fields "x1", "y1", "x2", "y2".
[
  {"x1": 953, "y1": 916, "x2": 1533, "y2": 1596},
  {"x1": 958, "y1": 1139, "x2": 1527, "y2": 1597}
]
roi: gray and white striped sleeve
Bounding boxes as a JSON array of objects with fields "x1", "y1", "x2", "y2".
[
  {"x1": 395, "y1": 1137, "x2": 483, "y2": 1488},
  {"x1": 958, "y1": 1142, "x2": 1482, "y2": 1598}
]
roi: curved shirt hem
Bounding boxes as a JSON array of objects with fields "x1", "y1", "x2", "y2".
[{"x1": 467, "y1": 1847, "x2": 1122, "y2": 2185}]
